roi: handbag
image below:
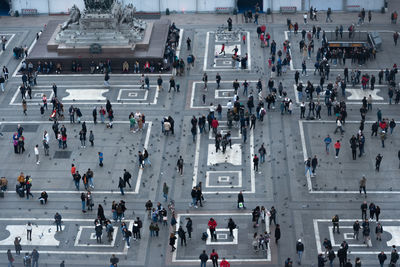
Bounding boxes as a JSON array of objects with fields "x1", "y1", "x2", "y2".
[{"x1": 238, "y1": 202, "x2": 244, "y2": 208}]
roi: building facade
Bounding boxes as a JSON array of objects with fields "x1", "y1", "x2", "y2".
[{"x1": 10, "y1": 0, "x2": 385, "y2": 15}]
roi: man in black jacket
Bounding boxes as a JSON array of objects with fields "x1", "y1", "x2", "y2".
[
  {"x1": 296, "y1": 239, "x2": 304, "y2": 265},
  {"x1": 378, "y1": 251, "x2": 387, "y2": 267},
  {"x1": 237, "y1": 191, "x2": 245, "y2": 209},
  {"x1": 123, "y1": 169, "x2": 132, "y2": 188},
  {"x1": 199, "y1": 250, "x2": 208, "y2": 267},
  {"x1": 337, "y1": 246, "x2": 346, "y2": 267}
]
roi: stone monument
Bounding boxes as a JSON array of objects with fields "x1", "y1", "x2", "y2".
[
  {"x1": 28, "y1": 0, "x2": 171, "y2": 72},
  {"x1": 49, "y1": 0, "x2": 148, "y2": 54}
]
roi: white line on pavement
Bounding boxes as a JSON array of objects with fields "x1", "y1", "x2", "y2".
[
  {"x1": 0, "y1": 33, "x2": 15, "y2": 57},
  {"x1": 12, "y1": 34, "x2": 37, "y2": 77},
  {"x1": 203, "y1": 31, "x2": 210, "y2": 72},
  {"x1": 3, "y1": 121, "x2": 152, "y2": 195},
  {"x1": 173, "y1": 213, "x2": 270, "y2": 262},
  {"x1": 250, "y1": 126, "x2": 255, "y2": 193},
  {"x1": 298, "y1": 120, "x2": 312, "y2": 191},
  {"x1": 300, "y1": 120, "x2": 400, "y2": 194},
  {"x1": 192, "y1": 122, "x2": 255, "y2": 194},
  {"x1": 314, "y1": 219, "x2": 400, "y2": 254},
  {"x1": 192, "y1": 127, "x2": 200, "y2": 188},
  {"x1": 190, "y1": 80, "x2": 259, "y2": 109},
  {"x1": 246, "y1": 31, "x2": 251, "y2": 70},
  {"x1": 134, "y1": 121, "x2": 152, "y2": 194},
  {"x1": 0, "y1": 250, "x2": 128, "y2": 255}
]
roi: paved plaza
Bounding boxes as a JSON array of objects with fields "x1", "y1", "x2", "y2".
[{"x1": 1, "y1": 2, "x2": 400, "y2": 267}]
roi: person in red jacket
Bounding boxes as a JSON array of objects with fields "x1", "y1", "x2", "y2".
[
  {"x1": 220, "y1": 258, "x2": 230, "y2": 267},
  {"x1": 219, "y1": 43, "x2": 225, "y2": 56},
  {"x1": 208, "y1": 218, "x2": 217, "y2": 241},
  {"x1": 210, "y1": 249, "x2": 219, "y2": 267},
  {"x1": 211, "y1": 118, "x2": 219, "y2": 135},
  {"x1": 334, "y1": 140, "x2": 341, "y2": 158}
]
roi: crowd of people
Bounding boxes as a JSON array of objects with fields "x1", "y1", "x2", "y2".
[{"x1": 2, "y1": 4, "x2": 400, "y2": 266}]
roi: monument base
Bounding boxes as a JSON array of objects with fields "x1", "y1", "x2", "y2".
[{"x1": 27, "y1": 19, "x2": 171, "y2": 74}]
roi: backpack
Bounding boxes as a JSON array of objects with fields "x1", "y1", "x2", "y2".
[{"x1": 201, "y1": 232, "x2": 208, "y2": 241}]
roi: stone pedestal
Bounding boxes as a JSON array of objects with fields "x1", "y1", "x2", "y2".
[{"x1": 80, "y1": 13, "x2": 116, "y2": 30}]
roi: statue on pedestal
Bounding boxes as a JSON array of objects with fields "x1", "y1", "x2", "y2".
[
  {"x1": 84, "y1": 0, "x2": 114, "y2": 13},
  {"x1": 61, "y1": 5, "x2": 81, "y2": 30}
]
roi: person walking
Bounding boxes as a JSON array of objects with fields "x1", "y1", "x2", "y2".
[
  {"x1": 380, "y1": 130, "x2": 386, "y2": 147},
  {"x1": 81, "y1": 192, "x2": 86, "y2": 212},
  {"x1": 186, "y1": 217, "x2": 193, "y2": 239},
  {"x1": 334, "y1": 119, "x2": 344, "y2": 134},
  {"x1": 54, "y1": 212, "x2": 62, "y2": 232},
  {"x1": 304, "y1": 157, "x2": 312, "y2": 177},
  {"x1": 359, "y1": 176, "x2": 366, "y2": 196},
  {"x1": 163, "y1": 182, "x2": 169, "y2": 202},
  {"x1": 296, "y1": 239, "x2": 304, "y2": 265},
  {"x1": 14, "y1": 237, "x2": 22, "y2": 255},
  {"x1": 332, "y1": 215, "x2": 340, "y2": 234},
  {"x1": 52, "y1": 83, "x2": 57, "y2": 97},
  {"x1": 89, "y1": 130, "x2": 94, "y2": 146},
  {"x1": 104, "y1": 72, "x2": 110, "y2": 87},
  {"x1": 92, "y1": 107, "x2": 97, "y2": 124},
  {"x1": 378, "y1": 251, "x2": 387, "y2": 267},
  {"x1": 376, "y1": 205, "x2": 381, "y2": 222},
  {"x1": 199, "y1": 250, "x2": 209, "y2": 267},
  {"x1": 118, "y1": 177, "x2": 125, "y2": 195},
  {"x1": 177, "y1": 156, "x2": 184, "y2": 176},
  {"x1": 26, "y1": 222, "x2": 32, "y2": 241},
  {"x1": 376, "y1": 154, "x2": 383, "y2": 171},
  {"x1": 324, "y1": 135, "x2": 332, "y2": 154},
  {"x1": 237, "y1": 190, "x2": 245, "y2": 209},
  {"x1": 169, "y1": 233, "x2": 177, "y2": 252},
  {"x1": 311, "y1": 155, "x2": 318, "y2": 176},
  {"x1": 202, "y1": 73, "x2": 208, "y2": 90},
  {"x1": 269, "y1": 206, "x2": 277, "y2": 225},
  {"x1": 394, "y1": 32, "x2": 399, "y2": 46},
  {"x1": 327, "y1": 248, "x2": 336, "y2": 267},
  {"x1": 376, "y1": 223, "x2": 383, "y2": 241},
  {"x1": 31, "y1": 249, "x2": 39, "y2": 267},
  {"x1": 361, "y1": 201, "x2": 368, "y2": 220},
  {"x1": 253, "y1": 154, "x2": 259, "y2": 172},
  {"x1": 258, "y1": 143, "x2": 266, "y2": 163},
  {"x1": 216, "y1": 73, "x2": 221, "y2": 89},
  {"x1": 337, "y1": 246, "x2": 346, "y2": 267},
  {"x1": 334, "y1": 140, "x2": 341, "y2": 158},
  {"x1": 227, "y1": 218, "x2": 236, "y2": 238},
  {"x1": 177, "y1": 226, "x2": 187, "y2": 246},
  {"x1": 220, "y1": 258, "x2": 230, "y2": 267},
  {"x1": 123, "y1": 169, "x2": 132, "y2": 188},
  {"x1": 7, "y1": 249, "x2": 14, "y2": 267},
  {"x1": 208, "y1": 218, "x2": 218, "y2": 241},
  {"x1": 390, "y1": 249, "x2": 399, "y2": 266},
  {"x1": 275, "y1": 224, "x2": 281, "y2": 244},
  {"x1": 210, "y1": 249, "x2": 218, "y2": 267},
  {"x1": 110, "y1": 255, "x2": 119, "y2": 266},
  {"x1": 353, "y1": 220, "x2": 360, "y2": 240},
  {"x1": 34, "y1": 144, "x2": 40, "y2": 164},
  {"x1": 23, "y1": 252, "x2": 31, "y2": 267},
  {"x1": 350, "y1": 135, "x2": 357, "y2": 160},
  {"x1": 326, "y1": 8, "x2": 333, "y2": 22}
]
